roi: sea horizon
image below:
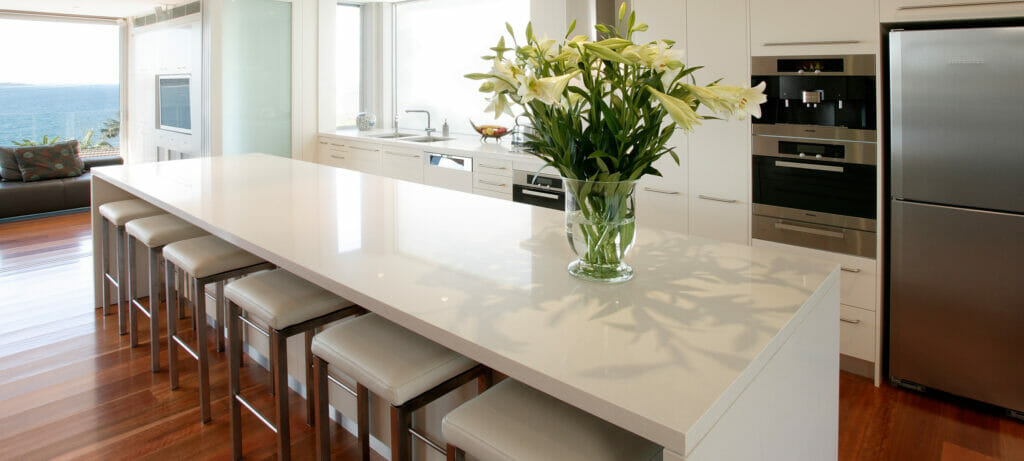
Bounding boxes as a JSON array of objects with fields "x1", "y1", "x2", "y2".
[{"x1": 0, "y1": 83, "x2": 120, "y2": 148}]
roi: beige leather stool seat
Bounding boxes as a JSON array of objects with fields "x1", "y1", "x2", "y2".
[
  {"x1": 226, "y1": 270, "x2": 354, "y2": 330},
  {"x1": 163, "y1": 235, "x2": 272, "y2": 424},
  {"x1": 443, "y1": 379, "x2": 661, "y2": 461},
  {"x1": 225, "y1": 269, "x2": 361, "y2": 461},
  {"x1": 98, "y1": 199, "x2": 164, "y2": 335},
  {"x1": 126, "y1": 214, "x2": 206, "y2": 248},
  {"x1": 311, "y1": 314, "x2": 477, "y2": 405},
  {"x1": 99, "y1": 199, "x2": 162, "y2": 226},
  {"x1": 164, "y1": 235, "x2": 265, "y2": 279},
  {"x1": 311, "y1": 314, "x2": 490, "y2": 461},
  {"x1": 124, "y1": 214, "x2": 208, "y2": 372}
]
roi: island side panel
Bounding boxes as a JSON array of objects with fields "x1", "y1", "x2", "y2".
[{"x1": 668, "y1": 276, "x2": 840, "y2": 461}]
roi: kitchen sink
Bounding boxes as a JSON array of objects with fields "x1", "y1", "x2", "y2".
[
  {"x1": 405, "y1": 135, "x2": 455, "y2": 143},
  {"x1": 369, "y1": 132, "x2": 418, "y2": 139}
]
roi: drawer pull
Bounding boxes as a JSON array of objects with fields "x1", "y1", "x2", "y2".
[
  {"x1": 318, "y1": 141, "x2": 328, "y2": 145},
  {"x1": 841, "y1": 266, "x2": 862, "y2": 273},
  {"x1": 478, "y1": 179, "x2": 508, "y2": 187},
  {"x1": 644, "y1": 187, "x2": 681, "y2": 195},
  {"x1": 478, "y1": 164, "x2": 508, "y2": 170},
  {"x1": 348, "y1": 145, "x2": 378, "y2": 152},
  {"x1": 386, "y1": 152, "x2": 420, "y2": 158},
  {"x1": 698, "y1": 194, "x2": 738, "y2": 203},
  {"x1": 330, "y1": 154, "x2": 346, "y2": 160},
  {"x1": 840, "y1": 317, "x2": 861, "y2": 325},
  {"x1": 329, "y1": 142, "x2": 345, "y2": 147},
  {"x1": 764, "y1": 40, "x2": 861, "y2": 46},
  {"x1": 898, "y1": 0, "x2": 1024, "y2": 10},
  {"x1": 774, "y1": 221, "x2": 845, "y2": 239}
]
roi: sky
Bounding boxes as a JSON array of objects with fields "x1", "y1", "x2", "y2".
[{"x1": 0, "y1": 18, "x2": 119, "y2": 85}]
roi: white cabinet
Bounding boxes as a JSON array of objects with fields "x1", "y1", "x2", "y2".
[
  {"x1": 881, "y1": 0, "x2": 1024, "y2": 22},
  {"x1": 382, "y1": 146, "x2": 424, "y2": 183},
  {"x1": 318, "y1": 137, "x2": 382, "y2": 175},
  {"x1": 637, "y1": 131, "x2": 689, "y2": 234},
  {"x1": 750, "y1": 0, "x2": 878, "y2": 56},
  {"x1": 686, "y1": 0, "x2": 751, "y2": 245},
  {"x1": 839, "y1": 305, "x2": 876, "y2": 362},
  {"x1": 472, "y1": 157, "x2": 513, "y2": 200}
]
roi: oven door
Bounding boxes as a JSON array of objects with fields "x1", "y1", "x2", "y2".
[
  {"x1": 513, "y1": 184, "x2": 564, "y2": 210},
  {"x1": 752, "y1": 154, "x2": 876, "y2": 226}
]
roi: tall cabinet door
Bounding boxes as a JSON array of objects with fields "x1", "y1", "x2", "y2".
[
  {"x1": 750, "y1": 0, "x2": 877, "y2": 56},
  {"x1": 633, "y1": 0, "x2": 689, "y2": 234},
  {"x1": 686, "y1": 0, "x2": 751, "y2": 244}
]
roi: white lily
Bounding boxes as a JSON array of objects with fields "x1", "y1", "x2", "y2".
[
  {"x1": 647, "y1": 40, "x2": 684, "y2": 73},
  {"x1": 517, "y1": 70, "x2": 580, "y2": 106},
  {"x1": 485, "y1": 93, "x2": 514, "y2": 118},
  {"x1": 647, "y1": 86, "x2": 702, "y2": 130},
  {"x1": 707, "y1": 82, "x2": 768, "y2": 120},
  {"x1": 489, "y1": 60, "x2": 520, "y2": 93},
  {"x1": 683, "y1": 83, "x2": 735, "y2": 116}
]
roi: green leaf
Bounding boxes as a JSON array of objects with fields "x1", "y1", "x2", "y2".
[
  {"x1": 565, "y1": 19, "x2": 576, "y2": 38},
  {"x1": 464, "y1": 73, "x2": 493, "y2": 80},
  {"x1": 583, "y1": 43, "x2": 629, "y2": 64}
]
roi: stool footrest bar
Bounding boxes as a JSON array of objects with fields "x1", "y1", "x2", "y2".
[
  {"x1": 239, "y1": 315, "x2": 271, "y2": 337},
  {"x1": 410, "y1": 427, "x2": 446, "y2": 455},
  {"x1": 131, "y1": 299, "x2": 152, "y2": 318},
  {"x1": 172, "y1": 335, "x2": 200, "y2": 361},
  {"x1": 326, "y1": 374, "x2": 358, "y2": 397},
  {"x1": 234, "y1": 394, "x2": 279, "y2": 433}
]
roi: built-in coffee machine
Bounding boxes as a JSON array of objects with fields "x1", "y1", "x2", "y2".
[{"x1": 750, "y1": 55, "x2": 878, "y2": 258}]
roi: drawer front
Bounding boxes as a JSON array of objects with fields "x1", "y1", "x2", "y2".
[
  {"x1": 346, "y1": 148, "x2": 381, "y2": 175},
  {"x1": 474, "y1": 158, "x2": 514, "y2": 178},
  {"x1": 690, "y1": 195, "x2": 749, "y2": 245},
  {"x1": 637, "y1": 186, "x2": 688, "y2": 234},
  {"x1": 473, "y1": 173, "x2": 513, "y2": 194},
  {"x1": 383, "y1": 149, "x2": 424, "y2": 183},
  {"x1": 474, "y1": 188, "x2": 512, "y2": 201},
  {"x1": 839, "y1": 261, "x2": 876, "y2": 311},
  {"x1": 320, "y1": 147, "x2": 350, "y2": 169},
  {"x1": 840, "y1": 304, "x2": 875, "y2": 362}
]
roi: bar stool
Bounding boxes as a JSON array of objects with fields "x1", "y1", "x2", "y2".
[
  {"x1": 125, "y1": 214, "x2": 208, "y2": 372},
  {"x1": 225, "y1": 269, "x2": 363, "y2": 461},
  {"x1": 311, "y1": 313, "x2": 491, "y2": 461},
  {"x1": 98, "y1": 199, "x2": 163, "y2": 334},
  {"x1": 442, "y1": 379, "x2": 661, "y2": 461},
  {"x1": 163, "y1": 235, "x2": 274, "y2": 423}
]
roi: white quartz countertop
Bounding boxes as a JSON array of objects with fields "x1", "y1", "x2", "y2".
[{"x1": 92, "y1": 154, "x2": 838, "y2": 454}]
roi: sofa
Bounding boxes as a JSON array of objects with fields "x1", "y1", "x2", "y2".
[{"x1": 0, "y1": 153, "x2": 123, "y2": 219}]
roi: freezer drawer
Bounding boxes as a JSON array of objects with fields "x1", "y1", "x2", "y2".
[
  {"x1": 890, "y1": 200, "x2": 1024, "y2": 412},
  {"x1": 890, "y1": 27, "x2": 1024, "y2": 213}
]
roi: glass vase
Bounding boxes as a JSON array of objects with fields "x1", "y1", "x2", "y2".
[{"x1": 564, "y1": 178, "x2": 638, "y2": 283}]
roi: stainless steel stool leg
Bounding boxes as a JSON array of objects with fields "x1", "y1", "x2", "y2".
[
  {"x1": 305, "y1": 331, "x2": 315, "y2": 426},
  {"x1": 116, "y1": 225, "x2": 128, "y2": 335},
  {"x1": 101, "y1": 218, "x2": 111, "y2": 315},
  {"x1": 272, "y1": 329, "x2": 291, "y2": 461},
  {"x1": 167, "y1": 259, "x2": 180, "y2": 390},
  {"x1": 194, "y1": 276, "x2": 212, "y2": 424},
  {"x1": 148, "y1": 247, "x2": 162, "y2": 372},
  {"x1": 216, "y1": 281, "x2": 226, "y2": 352},
  {"x1": 127, "y1": 235, "x2": 140, "y2": 347},
  {"x1": 228, "y1": 301, "x2": 243, "y2": 460}
]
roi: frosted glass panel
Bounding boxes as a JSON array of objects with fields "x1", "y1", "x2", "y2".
[
  {"x1": 395, "y1": 0, "x2": 529, "y2": 135},
  {"x1": 222, "y1": 0, "x2": 291, "y2": 157}
]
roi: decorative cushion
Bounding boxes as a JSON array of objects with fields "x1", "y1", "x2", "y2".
[
  {"x1": 0, "y1": 147, "x2": 22, "y2": 181},
  {"x1": 11, "y1": 141, "x2": 85, "y2": 182}
]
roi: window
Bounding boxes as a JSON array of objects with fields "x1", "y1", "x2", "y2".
[
  {"x1": 336, "y1": 3, "x2": 362, "y2": 128},
  {"x1": 395, "y1": 0, "x2": 530, "y2": 135},
  {"x1": 0, "y1": 17, "x2": 120, "y2": 156}
]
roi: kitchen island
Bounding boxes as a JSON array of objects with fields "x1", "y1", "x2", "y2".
[{"x1": 90, "y1": 154, "x2": 840, "y2": 460}]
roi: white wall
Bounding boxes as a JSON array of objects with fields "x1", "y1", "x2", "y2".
[{"x1": 127, "y1": 14, "x2": 202, "y2": 164}]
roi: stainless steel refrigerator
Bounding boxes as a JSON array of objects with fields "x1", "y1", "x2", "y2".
[{"x1": 889, "y1": 26, "x2": 1024, "y2": 416}]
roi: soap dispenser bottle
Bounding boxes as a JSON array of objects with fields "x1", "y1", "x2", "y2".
[{"x1": 442, "y1": 119, "x2": 450, "y2": 137}]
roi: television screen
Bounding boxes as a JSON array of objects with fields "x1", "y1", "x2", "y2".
[{"x1": 158, "y1": 75, "x2": 191, "y2": 133}]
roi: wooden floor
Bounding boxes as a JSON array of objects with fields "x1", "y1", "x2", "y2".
[{"x1": 0, "y1": 212, "x2": 1022, "y2": 460}]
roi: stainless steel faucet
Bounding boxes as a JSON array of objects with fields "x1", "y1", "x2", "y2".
[{"x1": 405, "y1": 110, "x2": 435, "y2": 136}]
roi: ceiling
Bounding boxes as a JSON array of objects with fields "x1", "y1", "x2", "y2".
[{"x1": 0, "y1": 0, "x2": 170, "y2": 19}]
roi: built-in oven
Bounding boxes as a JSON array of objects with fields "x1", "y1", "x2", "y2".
[
  {"x1": 751, "y1": 55, "x2": 877, "y2": 258},
  {"x1": 513, "y1": 170, "x2": 564, "y2": 210}
]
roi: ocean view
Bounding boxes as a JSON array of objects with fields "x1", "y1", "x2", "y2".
[{"x1": 0, "y1": 83, "x2": 120, "y2": 148}]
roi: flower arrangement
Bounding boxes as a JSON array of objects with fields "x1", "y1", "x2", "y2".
[
  {"x1": 466, "y1": 3, "x2": 766, "y2": 183},
  {"x1": 466, "y1": 4, "x2": 766, "y2": 282}
]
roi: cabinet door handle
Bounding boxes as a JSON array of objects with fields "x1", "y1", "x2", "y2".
[
  {"x1": 841, "y1": 266, "x2": 862, "y2": 273},
  {"x1": 763, "y1": 40, "x2": 861, "y2": 46},
  {"x1": 644, "y1": 187, "x2": 681, "y2": 195},
  {"x1": 898, "y1": 0, "x2": 1024, "y2": 10},
  {"x1": 478, "y1": 163, "x2": 508, "y2": 170},
  {"x1": 698, "y1": 194, "x2": 738, "y2": 203},
  {"x1": 330, "y1": 154, "x2": 346, "y2": 160},
  {"x1": 329, "y1": 142, "x2": 345, "y2": 147},
  {"x1": 348, "y1": 145, "x2": 378, "y2": 152},
  {"x1": 386, "y1": 152, "x2": 420, "y2": 158},
  {"x1": 478, "y1": 179, "x2": 508, "y2": 187},
  {"x1": 775, "y1": 160, "x2": 844, "y2": 173},
  {"x1": 318, "y1": 141, "x2": 328, "y2": 145},
  {"x1": 774, "y1": 221, "x2": 845, "y2": 239},
  {"x1": 840, "y1": 317, "x2": 861, "y2": 325}
]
